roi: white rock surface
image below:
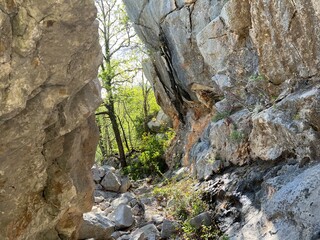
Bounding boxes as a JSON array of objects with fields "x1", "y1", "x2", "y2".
[
  {"x1": 78, "y1": 212, "x2": 115, "y2": 240},
  {"x1": 114, "y1": 204, "x2": 135, "y2": 229},
  {"x1": 101, "y1": 171, "x2": 122, "y2": 192}
]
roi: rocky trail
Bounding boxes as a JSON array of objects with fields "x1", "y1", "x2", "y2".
[
  {"x1": 79, "y1": 156, "x2": 320, "y2": 240},
  {"x1": 2, "y1": 1, "x2": 320, "y2": 239},
  {"x1": 78, "y1": 164, "x2": 175, "y2": 240},
  {"x1": 78, "y1": 161, "x2": 218, "y2": 240}
]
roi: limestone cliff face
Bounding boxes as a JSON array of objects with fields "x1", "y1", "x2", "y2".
[
  {"x1": 124, "y1": 0, "x2": 320, "y2": 239},
  {"x1": 124, "y1": 0, "x2": 320, "y2": 167},
  {"x1": 0, "y1": 1, "x2": 101, "y2": 239}
]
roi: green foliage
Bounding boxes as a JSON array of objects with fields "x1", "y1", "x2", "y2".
[
  {"x1": 153, "y1": 178, "x2": 208, "y2": 220},
  {"x1": 229, "y1": 129, "x2": 244, "y2": 143},
  {"x1": 221, "y1": 235, "x2": 230, "y2": 240},
  {"x1": 181, "y1": 221, "x2": 197, "y2": 240},
  {"x1": 200, "y1": 225, "x2": 223, "y2": 240},
  {"x1": 249, "y1": 73, "x2": 265, "y2": 82},
  {"x1": 212, "y1": 111, "x2": 231, "y2": 122},
  {"x1": 95, "y1": 85, "x2": 161, "y2": 161},
  {"x1": 182, "y1": 222, "x2": 227, "y2": 240},
  {"x1": 123, "y1": 130, "x2": 174, "y2": 180},
  {"x1": 153, "y1": 178, "x2": 228, "y2": 239}
]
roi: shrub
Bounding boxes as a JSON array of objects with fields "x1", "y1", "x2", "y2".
[
  {"x1": 123, "y1": 130, "x2": 174, "y2": 180},
  {"x1": 152, "y1": 178, "x2": 229, "y2": 239}
]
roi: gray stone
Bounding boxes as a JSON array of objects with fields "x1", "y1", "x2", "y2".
[
  {"x1": 131, "y1": 224, "x2": 160, "y2": 240},
  {"x1": 261, "y1": 164, "x2": 320, "y2": 240},
  {"x1": 147, "y1": 110, "x2": 172, "y2": 132},
  {"x1": 111, "y1": 192, "x2": 136, "y2": 209},
  {"x1": 114, "y1": 204, "x2": 134, "y2": 229},
  {"x1": 112, "y1": 231, "x2": 130, "y2": 239},
  {"x1": 78, "y1": 212, "x2": 115, "y2": 240},
  {"x1": 101, "y1": 171, "x2": 122, "y2": 192},
  {"x1": 99, "y1": 202, "x2": 110, "y2": 211},
  {"x1": 102, "y1": 165, "x2": 116, "y2": 173},
  {"x1": 95, "y1": 190, "x2": 119, "y2": 200},
  {"x1": 120, "y1": 176, "x2": 132, "y2": 193},
  {"x1": 130, "y1": 232, "x2": 146, "y2": 240},
  {"x1": 189, "y1": 212, "x2": 211, "y2": 229},
  {"x1": 160, "y1": 220, "x2": 180, "y2": 239},
  {"x1": 172, "y1": 167, "x2": 188, "y2": 181},
  {"x1": 250, "y1": 88, "x2": 320, "y2": 161},
  {"x1": 152, "y1": 215, "x2": 164, "y2": 225},
  {"x1": 94, "y1": 196, "x2": 104, "y2": 204},
  {"x1": 190, "y1": 109, "x2": 252, "y2": 179},
  {"x1": 95, "y1": 184, "x2": 104, "y2": 190},
  {"x1": 92, "y1": 164, "x2": 106, "y2": 182},
  {"x1": 212, "y1": 74, "x2": 232, "y2": 90}
]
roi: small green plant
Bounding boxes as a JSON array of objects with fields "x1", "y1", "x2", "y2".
[
  {"x1": 182, "y1": 222, "x2": 226, "y2": 240},
  {"x1": 212, "y1": 111, "x2": 231, "y2": 122},
  {"x1": 229, "y1": 129, "x2": 244, "y2": 143},
  {"x1": 200, "y1": 225, "x2": 221, "y2": 240},
  {"x1": 249, "y1": 73, "x2": 265, "y2": 82},
  {"x1": 153, "y1": 178, "x2": 208, "y2": 220},
  {"x1": 221, "y1": 235, "x2": 230, "y2": 240},
  {"x1": 293, "y1": 113, "x2": 301, "y2": 120},
  {"x1": 207, "y1": 158, "x2": 215, "y2": 164},
  {"x1": 153, "y1": 178, "x2": 228, "y2": 239},
  {"x1": 182, "y1": 221, "x2": 197, "y2": 240}
]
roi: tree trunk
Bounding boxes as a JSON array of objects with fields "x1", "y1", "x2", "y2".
[
  {"x1": 142, "y1": 75, "x2": 151, "y2": 133},
  {"x1": 106, "y1": 103, "x2": 127, "y2": 168},
  {"x1": 117, "y1": 115, "x2": 130, "y2": 152},
  {"x1": 105, "y1": 122, "x2": 112, "y2": 156}
]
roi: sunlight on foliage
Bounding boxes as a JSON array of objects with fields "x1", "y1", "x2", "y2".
[
  {"x1": 123, "y1": 129, "x2": 175, "y2": 180},
  {"x1": 153, "y1": 178, "x2": 208, "y2": 221},
  {"x1": 152, "y1": 178, "x2": 229, "y2": 239}
]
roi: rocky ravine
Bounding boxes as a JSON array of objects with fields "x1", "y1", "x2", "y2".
[
  {"x1": 124, "y1": 0, "x2": 320, "y2": 239},
  {"x1": 0, "y1": 1, "x2": 101, "y2": 239}
]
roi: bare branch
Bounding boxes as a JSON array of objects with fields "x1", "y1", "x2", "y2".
[{"x1": 95, "y1": 111, "x2": 109, "y2": 116}]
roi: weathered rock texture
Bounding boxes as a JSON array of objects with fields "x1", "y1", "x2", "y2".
[
  {"x1": 124, "y1": 0, "x2": 320, "y2": 239},
  {"x1": 124, "y1": 0, "x2": 320, "y2": 168},
  {"x1": 203, "y1": 160, "x2": 320, "y2": 240},
  {"x1": 0, "y1": 1, "x2": 101, "y2": 239}
]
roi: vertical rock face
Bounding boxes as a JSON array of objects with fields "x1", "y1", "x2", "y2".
[
  {"x1": 0, "y1": 1, "x2": 101, "y2": 239},
  {"x1": 124, "y1": 0, "x2": 320, "y2": 239},
  {"x1": 124, "y1": 0, "x2": 320, "y2": 168}
]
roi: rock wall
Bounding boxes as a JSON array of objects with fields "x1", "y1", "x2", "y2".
[
  {"x1": 124, "y1": 0, "x2": 320, "y2": 169},
  {"x1": 124, "y1": 0, "x2": 320, "y2": 239},
  {"x1": 0, "y1": 1, "x2": 101, "y2": 239}
]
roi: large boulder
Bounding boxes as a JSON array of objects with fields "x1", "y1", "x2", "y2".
[
  {"x1": 101, "y1": 171, "x2": 122, "y2": 192},
  {"x1": 114, "y1": 204, "x2": 135, "y2": 229},
  {"x1": 78, "y1": 212, "x2": 115, "y2": 240},
  {"x1": 0, "y1": 0, "x2": 101, "y2": 239},
  {"x1": 161, "y1": 220, "x2": 180, "y2": 239},
  {"x1": 203, "y1": 161, "x2": 320, "y2": 240},
  {"x1": 189, "y1": 212, "x2": 211, "y2": 229}
]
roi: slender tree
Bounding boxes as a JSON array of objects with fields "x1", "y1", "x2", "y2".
[{"x1": 95, "y1": 0, "x2": 139, "y2": 167}]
